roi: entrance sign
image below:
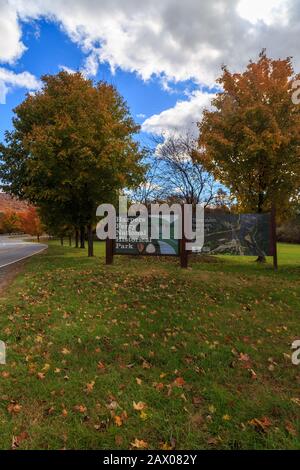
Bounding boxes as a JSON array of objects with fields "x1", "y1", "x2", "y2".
[
  {"x1": 98, "y1": 200, "x2": 277, "y2": 269},
  {"x1": 115, "y1": 215, "x2": 180, "y2": 256}
]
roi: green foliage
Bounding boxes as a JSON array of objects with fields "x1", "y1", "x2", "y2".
[{"x1": 0, "y1": 71, "x2": 145, "y2": 239}]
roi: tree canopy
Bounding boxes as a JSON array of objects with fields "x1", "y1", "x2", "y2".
[
  {"x1": 197, "y1": 51, "x2": 300, "y2": 217},
  {"x1": 0, "y1": 71, "x2": 145, "y2": 255}
]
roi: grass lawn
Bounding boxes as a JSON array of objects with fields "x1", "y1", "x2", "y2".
[{"x1": 0, "y1": 241, "x2": 300, "y2": 450}]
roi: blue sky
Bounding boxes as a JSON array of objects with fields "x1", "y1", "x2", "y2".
[
  {"x1": 0, "y1": 18, "x2": 205, "y2": 144},
  {"x1": 0, "y1": 0, "x2": 297, "y2": 145}
]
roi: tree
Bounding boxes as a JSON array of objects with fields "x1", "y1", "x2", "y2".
[
  {"x1": 0, "y1": 211, "x2": 21, "y2": 234},
  {"x1": 130, "y1": 156, "x2": 165, "y2": 206},
  {"x1": 0, "y1": 72, "x2": 144, "y2": 256},
  {"x1": 20, "y1": 207, "x2": 44, "y2": 241},
  {"x1": 154, "y1": 133, "x2": 219, "y2": 207},
  {"x1": 197, "y1": 51, "x2": 300, "y2": 217}
]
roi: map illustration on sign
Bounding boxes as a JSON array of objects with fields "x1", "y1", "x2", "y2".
[{"x1": 199, "y1": 212, "x2": 272, "y2": 257}]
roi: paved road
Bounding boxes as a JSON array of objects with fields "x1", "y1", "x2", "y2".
[{"x1": 0, "y1": 237, "x2": 47, "y2": 269}]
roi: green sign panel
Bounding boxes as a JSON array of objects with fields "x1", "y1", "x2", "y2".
[{"x1": 115, "y1": 215, "x2": 180, "y2": 256}]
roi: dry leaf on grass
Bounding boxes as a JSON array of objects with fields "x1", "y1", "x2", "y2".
[{"x1": 131, "y1": 438, "x2": 148, "y2": 449}]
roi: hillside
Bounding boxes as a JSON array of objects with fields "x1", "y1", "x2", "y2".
[{"x1": 0, "y1": 192, "x2": 30, "y2": 214}]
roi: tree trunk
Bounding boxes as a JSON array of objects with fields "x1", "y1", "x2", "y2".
[
  {"x1": 69, "y1": 235, "x2": 72, "y2": 246},
  {"x1": 60, "y1": 237, "x2": 64, "y2": 246},
  {"x1": 80, "y1": 226, "x2": 85, "y2": 249},
  {"x1": 87, "y1": 224, "x2": 94, "y2": 257},
  {"x1": 255, "y1": 196, "x2": 266, "y2": 263},
  {"x1": 75, "y1": 230, "x2": 79, "y2": 248},
  {"x1": 37, "y1": 234, "x2": 40, "y2": 242}
]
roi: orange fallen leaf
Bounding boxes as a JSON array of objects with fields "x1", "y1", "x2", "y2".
[
  {"x1": 114, "y1": 415, "x2": 123, "y2": 427},
  {"x1": 173, "y1": 377, "x2": 185, "y2": 387},
  {"x1": 249, "y1": 417, "x2": 272, "y2": 433},
  {"x1": 74, "y1": 404, "x2": 87, "y2": 414},
  {"x1": 12, "y1": 431, "x2": 29, "y2": 449},
  {"x1": 133, "y1": 401, "x2": 146, "y2": 411},
  {"x1": 131, "y1": 438, "x2": 148, "y2": 449},
  {"x1": 7, "y1": 403, "x2": 22, "y2": 414},
  {"x1": 86, "y1": 381, "x2": 95, "y2": 393}
]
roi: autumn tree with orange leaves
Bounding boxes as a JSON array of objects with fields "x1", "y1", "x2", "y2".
[
  {"x1": 197, "y1": 51, "x2": 300, "y2": 220},
  {"x1": 20, "y1": 207, "x2": 44, "y2": 242}
]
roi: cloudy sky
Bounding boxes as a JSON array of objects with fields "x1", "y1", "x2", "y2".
[{"x1": 0, "y1": 0, "x2": 298, "y2": 142}]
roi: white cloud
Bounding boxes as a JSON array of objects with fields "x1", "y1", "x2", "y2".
[
  {"x1": 0, "y1": 0, "x2": 26, "y2": 64},
  {"x1": 0, "y1": 67, "x2": 41, "y2": 104},
  {"x1": 81, "y1": 52, "x2": 100, "y2": 78},
  {"x1": 237, "y1": 0, "x2": 289, "y2": 26},
  {"x1": 1, "y1": 0, "x2": 300, "y2": 126},
  {"x1": 4, "y1": 0, "x2": 298, "y2": 85},
  {"x1": 142, "y1": 90, "x2": 215, "y2": 136}
]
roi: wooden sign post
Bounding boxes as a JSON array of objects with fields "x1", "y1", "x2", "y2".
[
  {"x1": 180, "y1": 206, "x2": 188, "y2": 268},
  {"x1": 106, "y1": 238, "x2": 114, "y2": 265}
]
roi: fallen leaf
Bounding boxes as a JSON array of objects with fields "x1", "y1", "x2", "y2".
[
  {"x1": 291, "y1": 398, "x2": 300, "y2": 406},
  {"x1": 285, "y1": 421, "x2": 297, "y2": 436},
  {"x1": 115, "y1": 435, "x2": 123, "y2": 446},
  {"x1": 74, "y1": 404, "x2": 87, "y2": 414},
  {"x1": 86, "y1": 381, "x2": 95, "y2": 393},
  {"x1": 12, "y1": 431, "x2": 29, "y2": 449},
  {"x1": 208, "y1": 405, "x2": 216, "y2": 414},
  {"x1": 249, "y1": 417, "x2": 272, "y2": 433},
  {"x1": 114, "y1": 415, "x2": 123, "y2": 427},
  {"x1": 173, "y1": 377, "x2": 185, "y2": 387},
  {"x1": 140, "y1": 410, "x2": 149, "y2": 421},
  {"x1": 61, "y1": 348, "x2": 71, "y2": 355},
  {"x1": 192, "y1": 396, "x2": 203, "y2": 406},
  {"x1": 142, "y1": 361, "x2": 151, "y2": 369},
  {"x1": 7, "y1": 403, "x2": 22, "y2": 414},
  {"x1": 133, "y1": 401, "x2": 147, "y2": 411},
  {"x1": 131, "y1": 438, "x2": 148, "y2": 449},
  {"x1": 222, "y1": 414, "x2": 231, "y2": 421}
]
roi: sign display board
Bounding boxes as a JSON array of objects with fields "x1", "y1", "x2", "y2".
[
  {"x1": 199, "y1": 212, "x2": 272, "y2": 257},
  {"x1": 106, "y1": 209, "x2": 276, "y2": 269},
  {"x1": 115, "y1": 215, "x2": 180, "y2": 256}
]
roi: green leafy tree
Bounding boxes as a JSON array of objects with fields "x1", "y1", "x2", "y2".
[{"x1": 0, "y1": 72, "x2": 144, "y2": 256}]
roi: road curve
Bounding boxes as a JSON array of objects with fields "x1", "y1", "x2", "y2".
[{"x1": 0, "y1": 237, "x2": 47, "y2": 269}]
